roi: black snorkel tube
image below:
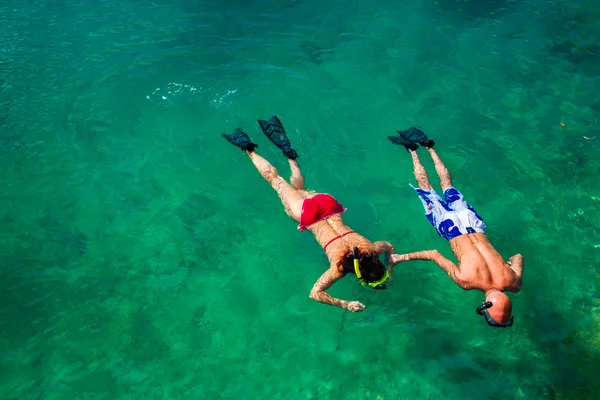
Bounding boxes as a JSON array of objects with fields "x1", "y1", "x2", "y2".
[{"x1": 476, "y1": 301, "x2": 514, "y2": 328}]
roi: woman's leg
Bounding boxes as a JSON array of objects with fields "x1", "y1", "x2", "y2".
[
  {"x1": 289, "y1": 159, "x2": 306, "y2": 190},
  {"x1": 247, "y1": 151, "x2": 305, "y2": 221}
]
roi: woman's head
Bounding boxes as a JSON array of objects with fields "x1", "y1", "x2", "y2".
[{"x1": 338, "y1": 249, "x2": 388, "y2": 289}]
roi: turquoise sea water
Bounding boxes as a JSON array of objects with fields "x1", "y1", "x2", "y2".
[{"x1": 1, "y1": 0, "x2": 600, "y2": 398}]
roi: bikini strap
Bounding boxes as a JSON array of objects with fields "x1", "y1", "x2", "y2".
[{"x1": 323, "y1": 231, "x2": 355, "y2": 252}]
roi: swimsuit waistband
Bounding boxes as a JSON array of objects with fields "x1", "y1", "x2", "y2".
[{"x1": 323, "y1": 231, "x2": 355, "y2": 252}]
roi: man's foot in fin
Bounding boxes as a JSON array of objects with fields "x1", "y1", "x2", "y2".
[
  {"x1": 388, "y1": 133, "x2": 419, "y2": 152},
  {"x1": 398, "y1": 127, "x2": 435, "y2": 148},
  {"x1": 257, "y1": 116, "x2": 298, "y2": 160},
  {"x1": 222, "y1": 128, "x2": 258, "y2": 152}
]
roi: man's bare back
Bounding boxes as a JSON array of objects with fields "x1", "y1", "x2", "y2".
[
  {"x1": 386, "y1": 128, "x2": 524, "y2": 327},
  {"x1": 389, "y1": 234, "x2": 523, "y2": 291}
]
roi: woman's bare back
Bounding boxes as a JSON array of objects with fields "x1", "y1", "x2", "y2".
[{"x1": 307, "y1": 214, "x2": 376, "y2": 264}]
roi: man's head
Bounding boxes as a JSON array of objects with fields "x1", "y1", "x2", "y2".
[{"x1": 476, "y1": 290, "x2": 514, "y2": 327}]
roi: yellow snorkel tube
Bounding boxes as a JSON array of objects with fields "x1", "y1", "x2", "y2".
[{"x1": 353, "y1": 246, "x2": 389, "y2": 289}]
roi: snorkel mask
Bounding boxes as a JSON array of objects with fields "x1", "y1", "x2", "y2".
[
  {"x1": 353, "y1": 246, "x2": 389, "y2": 290},
  {"x1": 476, "y1": 301, "x2": 514, "y2": 328}
]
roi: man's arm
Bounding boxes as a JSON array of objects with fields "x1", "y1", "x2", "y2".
[
  {"x1": 389, "y1": 250, "x2": 465, "y2": 288},
  {"x1": 309, "y1": 268, "x2": 365, "y2": 312},
  {"x1": 507, "y1": 253, "x2": 523, "y2": 292}
]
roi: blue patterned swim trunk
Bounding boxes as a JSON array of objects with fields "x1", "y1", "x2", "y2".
[{"x1": 411, "y1": 184, "x2": 486, "y2": 241}]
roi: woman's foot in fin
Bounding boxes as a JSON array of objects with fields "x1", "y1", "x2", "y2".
[
  {"x1": 398, "y1": 127, "x2": 435, "y2": 148},
  {"x1": 222, "y1": 128, "x2": 258, "y2": 152},
  {"x1": 257, "y1": 116, "x2": 298, "y2": 160}
]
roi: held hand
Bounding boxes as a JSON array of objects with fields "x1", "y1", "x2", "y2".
[
  {"x1": 390, "y1": 253, "x2": 409, "y2": 265},
  {"x1": 347, "y1": 301, "x2": 366, "y2": 312},
  {"x1": 387, "y1": 254, "x2": 409, "y2": 282}
]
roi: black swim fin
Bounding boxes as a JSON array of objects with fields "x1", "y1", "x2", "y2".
[
  {"x1": 398, "y1": 127, "x2": 435, "y2": 148},
  {"x1": 222, "y1": 128, "x2": 258, "y2": 152},
  {"x1": 388, "y1": 133, "x2": 419, "y2": 152},
  {"x1": 257, "y1": 116, "x2": 298, "y2": 160}
]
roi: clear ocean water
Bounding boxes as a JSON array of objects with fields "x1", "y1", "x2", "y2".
[{"x1": 1, "y1": 0, "x2": 599, "y2": 399}]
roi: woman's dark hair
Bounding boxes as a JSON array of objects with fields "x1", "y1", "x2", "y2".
[{"x1": 338, "y1": 250, "x2": 386, "y2": 282}]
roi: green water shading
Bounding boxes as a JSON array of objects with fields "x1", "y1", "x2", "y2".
[{"x1": 1, "y1": 0, "x2": 599, "y2": 399}]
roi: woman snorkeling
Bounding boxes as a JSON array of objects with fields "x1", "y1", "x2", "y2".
[{"x1": 222, "y1": 116, "x2": 395, "y2": 312}]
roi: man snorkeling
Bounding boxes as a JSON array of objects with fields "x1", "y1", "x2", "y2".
[
  {"x1": 386, "y1": 128, "x2": 524, "y2": 327},
  {"x1": 222, "y1": 116, "x2": 394, "y2": 312}
]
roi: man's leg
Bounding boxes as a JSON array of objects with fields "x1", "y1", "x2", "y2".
[
  {"x1": 247, "y1": 150, "x2": 305, "y2": 221},
  {"x1": 425, "y1": 148, "x2": 483, "y2": 229},
  {"x1": 409, "y1": 149, "x2": 448, "y2": 237},
  {"x1": 426, "y1": 148, "x2": 453, "y2": 191},
  {"x1": 410, "y1": 150, "x2": 433, "y2": 190}
]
